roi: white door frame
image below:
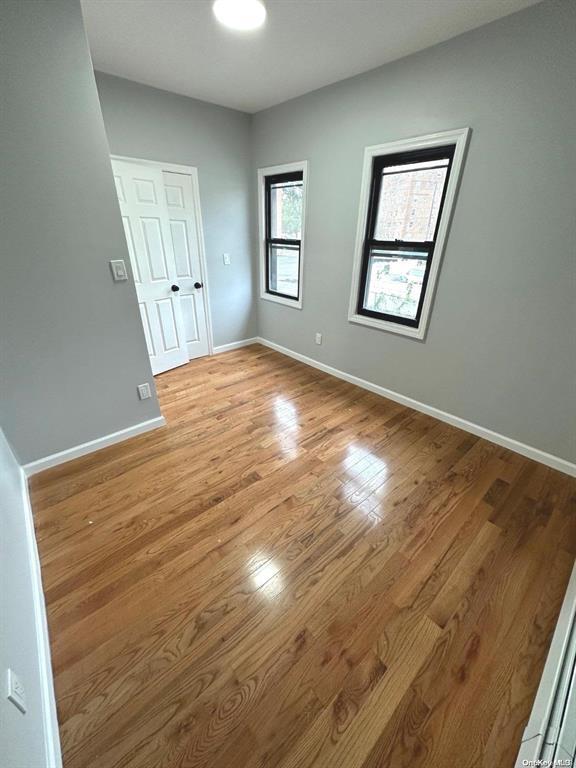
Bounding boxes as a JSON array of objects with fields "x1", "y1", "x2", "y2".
[{"x1": 111, "y1": 154, "x2": 215, "y2": 356}]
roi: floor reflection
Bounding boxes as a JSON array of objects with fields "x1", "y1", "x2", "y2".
[
  {"x1": 273, "y1": 395, "x2": 300, "y2": 459},
  {"x1": 340, "y1": 443, "x2": 390, "y2": 515},
  {"x1": 248, "y1": 553, "x2": 285, "y2": 599}
]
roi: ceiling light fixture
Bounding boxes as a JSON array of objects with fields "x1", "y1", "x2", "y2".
[{"x1": 212, "y1": 0, "x2": 266, "y2": 31}]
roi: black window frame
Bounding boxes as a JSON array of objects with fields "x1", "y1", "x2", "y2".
[
  {"x1": 264, "y1": 170, "x2": 304, "y2": 302},
  {"x1": 356, "y1": 144, "x2": 455, "y2": 329}
]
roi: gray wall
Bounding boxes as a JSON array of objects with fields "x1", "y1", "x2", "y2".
[
  {"x1": 0, "y1": 428, "x2": 59, "y2": 767},
  {"x1": 251, "y1": 0, "x2": 576, "y2": 464},
  {"x1": 95, "y1": 73, "x2": 256, "y2": 348},
  {"x1": 0, "y1": 0, "x2": 161, "y2": 464}
]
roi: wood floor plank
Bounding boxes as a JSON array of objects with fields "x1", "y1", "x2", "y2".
[
  {"x1": 275, "y1": 615, "x2": 441, "y2": 768},
  {"x1": 30, "y1": 345, "x2": 576, "y2": 768}
]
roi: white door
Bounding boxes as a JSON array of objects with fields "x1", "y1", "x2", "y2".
[
  {"x1": 111, "y1": 158, "x2": 210, "y2": 375},
  {"x1": 162, "y1": 171, "x2": 211, "y2": 361}
]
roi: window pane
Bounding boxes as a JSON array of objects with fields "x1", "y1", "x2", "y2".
[
  {"x1": 270, "y1": 180, "x2": 303, "y2": 239},
  {"x1": 268, "y1": 243, "x2": 300, "y2": 297},
  {"x1": 374, "y1": 163, "x2": 448, "y2": 242},
  {"x1": 363, "y1": 248, "x2": 427, "y2": 321}
]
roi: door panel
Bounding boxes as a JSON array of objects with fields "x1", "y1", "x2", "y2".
[
  {"x1": 155, "y1": 298, "x2": 181, "y2": 352},
  {"x1": 134, "y1": 177, "x2": 158, "y2": 204},
  {"x1": 163, "y1": 170, "x2": 210, "y2": 359},
  {"x1": 139, "y1": 302, "x2": 156, "y2": 358},
  {"x1": 179, "y1": 293, "x2": 201, "y2": 343},
  {"x1": 141, "y1": 217, "x2": 169, "y2": 281},
  {"x1": 165, "y1": 184, "x2": 185, "y2": 208},
  {"x1": 170, "y1": 219, "x2": 193, "y2": 278}
]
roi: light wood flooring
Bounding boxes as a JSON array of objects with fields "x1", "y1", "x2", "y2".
[{"x1": 30, "y1": 344, "x2": 576, "y2": 768}]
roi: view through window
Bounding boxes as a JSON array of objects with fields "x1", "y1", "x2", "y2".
[{"x1": 265, "y1": 172, "x2": 303, "y2": 300}]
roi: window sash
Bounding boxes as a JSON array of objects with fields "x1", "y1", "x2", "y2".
[
  {"x1": 264, "y1": 171, "x2": 303, "y2": 301},
  {"x1": 266, "y1": 240, "x2": 301, "y2": 300},
  {"x1": 358, "y1": 242, "x2": 433, "y2": 327},
  {"x1": 357, "y1": 145, "x2": 454, "y2": 328}
]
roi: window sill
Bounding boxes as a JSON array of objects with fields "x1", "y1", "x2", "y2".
[
  {"x1": 348, "y1": 312, "x2": 425, "y2": 340},
  {"x1": 260, "y1": 292, "x2": 303, "y2": 310}
]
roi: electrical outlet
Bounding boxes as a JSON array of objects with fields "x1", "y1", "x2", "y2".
[
  {"x1": 315, "y1": 332, "x2": 322, "y2": 345},
  {"x1": 137, "y1": 383, "x2": 152, "y2": 400},
  {"x1": 223, "y1": 253, "x2": 231, "y2": 265},
  {"x1": 6, "y1": 669, "x2": 26, "y2": 714}
]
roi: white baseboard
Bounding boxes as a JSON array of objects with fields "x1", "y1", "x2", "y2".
[
  {"x1": 213, "y1": 337, "x2": 259, "y2": 355},
  {"x1": 23, "y1": 416, "x2": 166, "y2": 477},
  {"x1": 19, "y1": 468, "x2": 63, "y2": 768},
  {"x1": 256, "y1": 337, "x2": 576, "y2": 478}
]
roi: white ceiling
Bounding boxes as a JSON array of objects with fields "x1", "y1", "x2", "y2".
[{"x1": 82, "y1": 0, "x2": 541, "y2": 113}]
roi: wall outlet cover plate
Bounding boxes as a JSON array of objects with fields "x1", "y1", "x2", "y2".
[{"x1": 6, "y1": 669, "x2": 26, "y2": 714}]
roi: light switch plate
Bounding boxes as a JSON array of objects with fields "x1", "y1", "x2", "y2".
[
  {"x1": 110, "y1": 259, "x2": 128, "y2": 282},
  {"x1": 6, "y1": 669, "x2": 26, "y2": 714},
  {"x1": 223, "y1": 253, "x2": 231, "y2": 265},
  {"x1": 137, "y1": 383, "x2": 152, "y2": 400},
  {"x1": 315, "y1": 332, "x2": 323, "y2": 345}
]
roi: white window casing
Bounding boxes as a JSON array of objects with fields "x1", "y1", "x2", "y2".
[
  {"x1": 348, "y1": 128, "x2": 471, "y2": 340},
  {"x1": 257, "y1": 160, "x2": 308, "y2": 310}
]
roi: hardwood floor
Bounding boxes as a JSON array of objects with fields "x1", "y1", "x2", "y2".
[{"x1": 30, "y1": 344, "x2": 576, "y2": 768}]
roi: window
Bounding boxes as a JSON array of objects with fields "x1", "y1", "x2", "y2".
[
  {"x1": 258, "y1": 162, "x2": 307, "y2": 308},
  {"x1": 349, "y1": 129, "x2": 470, "y2": 339}
]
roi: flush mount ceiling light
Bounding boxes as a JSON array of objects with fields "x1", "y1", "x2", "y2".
[{"x1": 212, "y1": 0, "x2": 266, "y2": 31}]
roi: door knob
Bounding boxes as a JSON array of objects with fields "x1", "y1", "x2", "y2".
[
  {"x1": 171, "y1": 284, "x2": 180, "y2": 292},
  {"x1": 194, "y1": 282, "x2": 203, "y2": 289}
]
